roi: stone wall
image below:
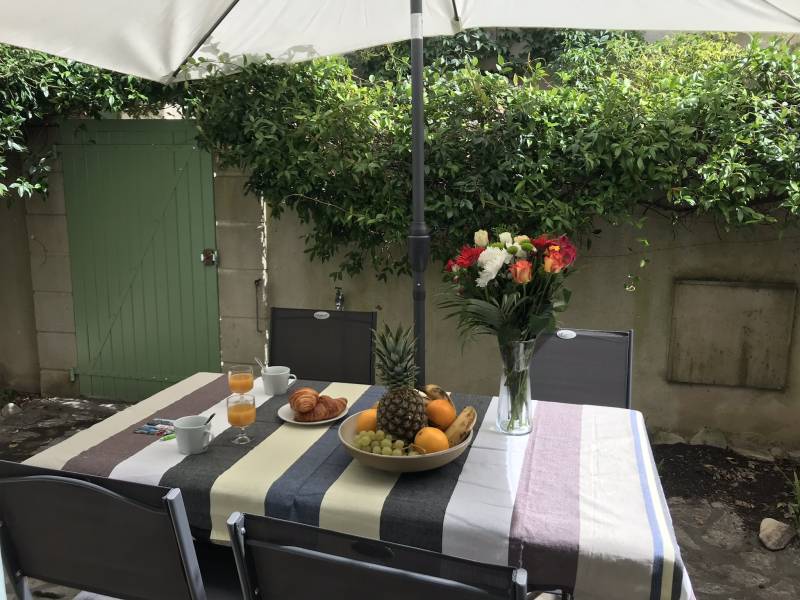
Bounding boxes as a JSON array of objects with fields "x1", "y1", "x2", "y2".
[
  {"x1": 213, "y1": 162, "x2": 267, "y2": 373},
  {"x1": 267, "y1": 210, "x2": 800, "y2": 447},
  {"x1": 0, "y1": 158, "x2": 40, "y2": 392},
  {"x1": 24, "y1": 127, "x2": 80, "y2": 397}
]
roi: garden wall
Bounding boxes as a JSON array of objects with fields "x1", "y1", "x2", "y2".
[
  {"x1": 0, "y1": 158, "x2": 40, "y2": 392},
  {"x1": 267, "y1": 210, "x2": 800, "y2": 447}
]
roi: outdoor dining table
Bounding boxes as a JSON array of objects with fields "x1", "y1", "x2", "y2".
[{"x1": 24, "y1": 372, "x2": 694, "y2": 600}]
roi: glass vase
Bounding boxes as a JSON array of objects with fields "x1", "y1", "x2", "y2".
[{"x1": 497, "y1": 339, "x2": 536, "y2": 435}]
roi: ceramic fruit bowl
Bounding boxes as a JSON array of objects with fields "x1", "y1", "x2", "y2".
[{"x1": 338, "y1": 413, "x2": 473, "y2": 473}]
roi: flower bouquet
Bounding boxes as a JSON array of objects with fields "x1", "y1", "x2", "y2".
[{"x1": 440, "y1": 230, "x2": 576, "y2": 434}]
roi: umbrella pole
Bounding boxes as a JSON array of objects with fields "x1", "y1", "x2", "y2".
[{"x1": 409, "y1": 0, "x2": 430, "y2": 387}]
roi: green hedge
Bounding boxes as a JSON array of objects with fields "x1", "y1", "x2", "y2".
[{"x1": 185, "y1": 34, "x2": 800, "y2": 279}]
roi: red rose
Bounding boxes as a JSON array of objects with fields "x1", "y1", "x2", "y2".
[
  {"x1": 509, "y1": 259, "x2": 533, "y2": 284},
  {"x1": 543, "y1": 236, "x2": 577, "y2": 273}
]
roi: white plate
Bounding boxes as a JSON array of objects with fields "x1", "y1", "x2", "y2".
[{"x1": 277, "y1": 402, "x2": 348, "y2": 425}]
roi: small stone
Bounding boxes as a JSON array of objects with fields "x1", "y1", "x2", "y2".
[
  {"x1": 652, "y1": 431, "x2": 686, "y2": 445},
  {"x1": 731, "y1": 445, "x2": 775, "y2": 462},
  {"x1": 770, "y1": 446, "x2": 786, "y2": 459},
  {"x1": 690, "y1": 427, "x2": 727, "y2": 449},
  {"x1": 1, "y1": 402, "x2": 22, "y2": 417},
  {"x1": 759, "y1": 518, "x2": 796, "y2": 551}
]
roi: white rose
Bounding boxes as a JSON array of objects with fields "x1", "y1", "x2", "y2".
[
  {"x1": 474, "y1": 229, "x2": 489, "y2": 247},
  {"x1": 476, "y1": 247, "x2": 510, "y2": 288},
  {"x1": 514, "y1": 235, "x2": 530, "y2": 245},
  {"x1": 498, "y1": 232, "x2": 513, "y2": 245}
]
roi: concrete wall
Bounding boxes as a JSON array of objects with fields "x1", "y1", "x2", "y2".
[
  {"x1": 267, "y1": 211, "x2": 800, "y2": 446},
  {"x1": 214, "y1": 161, "x2": 267, "y2": 374},
  {"x1": 0, "y1": 158, "x2": 40, "y2": 392}
]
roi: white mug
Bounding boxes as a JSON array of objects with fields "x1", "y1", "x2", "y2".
[
  {"x1": 261, "y1": 366, "x2": 297, "y2": 395},
  {"x1": 174, "y1": 415, "x2": 214, "y2": 455}
]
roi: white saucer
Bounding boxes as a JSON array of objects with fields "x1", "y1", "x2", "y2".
[{"x1": 277, "y1": 402, "x2": 348, "y2": 425}]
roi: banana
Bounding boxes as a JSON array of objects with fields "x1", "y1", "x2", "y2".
[
  {"x1": 444, "y1": 406, "x2": 477, "y2": 447},
  {"x1": 423, "y1": 384, "x2": 448, "y2": 400}
]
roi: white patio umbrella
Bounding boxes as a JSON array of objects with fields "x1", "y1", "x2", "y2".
[{"x1": 3, "y1": 0, "x2": 799, "y2": 382}]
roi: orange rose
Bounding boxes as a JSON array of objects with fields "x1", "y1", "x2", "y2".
[{"x1": 509, "y1": 259, "x2": 533, "y2": 284}]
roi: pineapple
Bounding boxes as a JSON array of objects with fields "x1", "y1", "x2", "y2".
[{"x1": 374, "y1": 325, "x2": 426, "y2": 442}]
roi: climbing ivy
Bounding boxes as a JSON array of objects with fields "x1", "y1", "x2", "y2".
[
  {"x1": 0, "y1": 44, "x2": 175, "y2": 199},
  {"x1": 183, "y1": 34, "x2": 800, "y2": 279}
]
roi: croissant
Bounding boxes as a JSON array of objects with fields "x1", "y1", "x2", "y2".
[
  {"x1": 289, "y1": 387, "x2": 319, "y2": 413},
  {"x1": 294, "y1": 395, "x2": 347, "y2": 422}
]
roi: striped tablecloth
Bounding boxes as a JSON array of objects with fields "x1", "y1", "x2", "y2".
[{"x1": 25, "y1": 372, "x2": 694, "y2": 600}]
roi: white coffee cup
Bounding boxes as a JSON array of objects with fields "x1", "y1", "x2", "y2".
[
  {"x1": 261, "y1": 366, "x2": 297, "y2": 395},
  {"x1": 174, "y1": 415, "x2": 214, "y2": 455}
]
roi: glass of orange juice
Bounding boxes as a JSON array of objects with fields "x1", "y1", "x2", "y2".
[
  {"x1": 227, "y1": 393, "x2": 256, "y2": 445},
  {"x1": 228, "y1": 365, "x2": 254, "y2": 396}
]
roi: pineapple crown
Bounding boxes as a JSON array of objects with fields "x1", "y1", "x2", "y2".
[{"x1": 373, "y1": 324, "x2": 418, "y2": 390}]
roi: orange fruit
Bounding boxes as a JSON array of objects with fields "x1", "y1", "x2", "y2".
[
  {"x1": 355, "y1": 408, "x2": 378, "y2": 432},
  {"x1": 414, "y1": 427, "x2": 450, "y2": 454},
  {"x1": 426, "y1": 398, "x2": 456, "y2": 429}
]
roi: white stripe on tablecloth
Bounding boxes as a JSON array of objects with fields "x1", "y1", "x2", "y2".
[
  {"x1": 634, "y1": 412, "x2": 678, "y2": 600},
  {"x1": 440, "y1": 396, "x2": 533, "y2": 565},
  {"x1": 108, "y1": 380, "x2": 275, "y2": 485},
  {"x1": 24, "y1": 372, "x2": 218, "y2": 470},
  {"x1": 573, "y1": 405, "x2": 655, "y2": 600}
]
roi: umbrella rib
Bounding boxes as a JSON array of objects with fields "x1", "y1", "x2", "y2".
[
  {"x1": 451, "y1": 0, "x2": 461, "y2": 22},
  {"x1": 171, "y1": 0, "x2": 243, "y2": 78}
]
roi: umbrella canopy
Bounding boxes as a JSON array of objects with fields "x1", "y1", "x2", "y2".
[
  {"x1": 3, "y1": 0, "x2": 799, "y2": 384},
  {"x1": 2, "y1": 0, "x2": 800, "y2": 82}
]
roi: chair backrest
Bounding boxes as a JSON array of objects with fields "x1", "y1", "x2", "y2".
[
  {"x1": 530, "y1": 329, "x2": 633, "y2": 409},
  {"x1": 269, "y1": 307, "x2": 376, "y2": 384},
  {"x1": 227, "y1": 513, "x2": 527, "y2": 600},
  {"x1": 0, "y1": 463, "x2": 205, "y2": 600}
]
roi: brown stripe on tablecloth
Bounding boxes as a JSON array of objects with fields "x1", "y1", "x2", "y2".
[
  {"x1": 63, "y1": 375, "x2": 229, "y2": 476},
  {"x1": 508, "y1": 401, "x2": 583, "y2": 590},
  {"x1": 379, "y1": 392, "x2": 493, "y2": 552},
  {"x1": 160, "y1": 380, "x2": 329, "y2": 534}
]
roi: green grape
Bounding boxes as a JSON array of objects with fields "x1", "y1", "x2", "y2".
[
  {"x1": 371, "y1": 446, "x2": 383, "y2": 454},
  {"x1": 380, "y1": 439, "x2": 392, "y2": 448},
  {"x1": 384, "y1": 434, "x2": 393, "y2": 442},
  {"x1": 371, "y1": 442, "x2": 381, "y2": 450},
  {"x1": 365, "y1": 431, "x2": 376, "y2": 440},
  {"x1": 391, "y1": 449, "x2": 403, "y2": 456},
  {"x1": 408, "y1": 450, "x2": 419, "y2": 456},
  {"x1": 393, "y1": 440, "x2": 404, "y2": 450},
  {"x1": 374, "y1": 430, "x2": 385, "y2": 441},
  {"x1": 381, "y1": 447, "x2": 393, "y2": 456}
]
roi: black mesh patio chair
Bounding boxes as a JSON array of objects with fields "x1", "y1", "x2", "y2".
[
  {"x1": 269, "y1": 307, "x2": 377, "y2": 384},
  {"x1": 0, "y1": 461, "x2": 240, "y2": 600},
  {"x1": 531, "y1": 329, "x2": 634, "y2": 409},
  {"x1": 226, "y1": 512, "x2": 527, "y2": 600}
]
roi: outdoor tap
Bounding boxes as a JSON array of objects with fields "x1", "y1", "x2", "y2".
[{"x1": 335, "y1": 287, "x2": 344, "y2": 311}]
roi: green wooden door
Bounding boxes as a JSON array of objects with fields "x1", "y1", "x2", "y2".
[{"x1": 60, "y1": 120, "x2": 220, "y2": 401}]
